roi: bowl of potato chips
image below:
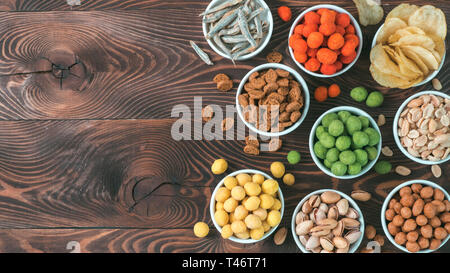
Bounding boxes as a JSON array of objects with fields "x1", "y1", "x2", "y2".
[{"x1": 370, "y1": 4, "x2": 446, "y2": 89}]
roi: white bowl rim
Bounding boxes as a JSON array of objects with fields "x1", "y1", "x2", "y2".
[
  {"x1": 236, "y1": 63, "x2": 310, "y2": 137},
  {"x1": 210, "y1": 169, "x2": 285, "y2": 244},
  {"x1": 380, "y1": 179, "x2": 450, "y2": 253},
  {"x1": 392, "y1": 90, "x2": 450, "y2": 165},
  {"x1": 202, "y1": 0, "x2": 274, "y2": 61},
  {"x1": 308, "y1": 106, "x2": 382, "y2": 179},
  {"x1": 288, "y1": 4, "x2": 363, "y2": 78},
  {"x1": 371, "y1": 24, "x2": 446, "y2": 87},
  {"x1": 291, "y1": 189, "x2": 365, "y2": 253}
]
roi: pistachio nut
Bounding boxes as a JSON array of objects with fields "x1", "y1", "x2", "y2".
[
  {"x1": 321, "y1": 191, "x2": 342, "y2": 204},
  {"x1": 317, "y1": 218, "x2": 338, "y2": 229},
  {"x1": 295, "y1": 211, "x2": 309, "y2": 225},
  {"x1": 320, "y1": 237, "x2": 335, "y2": 252},
  {"x1": 302, "y1": 201, "x2": 312, "y2": 214},
  {"x1": 305, "y1": 235, "x2": 320, "y2": 250},
  {"x1": 299, "y1": 235, "x2": 309, "y2": 246},
  {"x1": 336, "y1": 199, "x2": 349, "y2": 216},
  {"x1": 327, "y1": 205, "x2": 339, "y2": 220},
  {"x1": 309, "y1": 225, "x2": 331, "y2": 237},
  {"x1": 332, "y1": 219, "x2": 345, "y2": 237},
  {"x1": 344, "y1": 230, "x2": 362, "y2": 244},
  {"x1": 333, "y1": 236, "x2": 349, "y2": 249},
  {"x1": 345, "y1": 208, "x2": 360, "y2": 219},
  {"x1": 342, "y1": 218, "x2": 360, "y2": 229},
  {"x1": 296, "y1": 220, "x2": 313, "y2": 236},
  {"x1": 308, "y1": 194, "x2": 321, "y2": 208},
  {"x1": 336, "y1": 246, "x2": 349, "y2": 253},
  {"x1": 311, "y1": 247, "x2": 322, "y2": 253},
  {"x1": 310, "y1": 208, "x2": 326, "y2": 224},
  {"x1": 318, "y1": 203, "x2": 329, "y2": 213}
]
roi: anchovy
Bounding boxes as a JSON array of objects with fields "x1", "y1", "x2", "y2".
[
  {"x1": 199, "y1": 0, "x2": 244, "y2": 16},
  {"x1": 238, "y1": 8, "x2": 257, "y2": 47},
  {"x1": 190, "y1": 41, "x2": 213, "y2": 65},
  {"x1": 232, "y1": 44, "x2": 256, "y2": 61},
  {"x1": 213, "y1": 35, "x2": 231, "y2": 57},
  {"x1": 203, "y1": 7, "x2": 232, "y2": 24},
  {"x1": 207, "y1": 9, "x2": 239, "y2": 39},
  {"x1": 231, "y1": 41, "x2": 249, "y2": 53},
  {"x1": 254, "y1": 16, "x2": 263, "y2": 39}
]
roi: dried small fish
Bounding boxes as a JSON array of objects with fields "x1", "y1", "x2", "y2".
[
  {"x1": 190, "y1": 41, "x2": 213, "y2": 65},
  {"x1": 231, "y1": 41, "x2": 248, "y2": 53},
  {"x1": 213, "y1": 35, "x2": 231, "y2": 57},
  {"x1": 203, "y1": 7, "x2": 232, "y2": 24},
  {"x1": 222, "y1": 34, "x2": 256, "y2": 44},
  {"x1": 254, "y1": 16, "x2": 263, "y2": 39},
  {"x1": 199, "y1": 0, "x2": 244, "y2": 16},
  {"x1": 207, "y1": 9, "x2": 240, "y2": 39},
  {"x1": 238, "y1": 8, "x2": 257, "y2": 47},
  {"x1": 232, "y1": 44, "x2": 256, "y2": 61}
]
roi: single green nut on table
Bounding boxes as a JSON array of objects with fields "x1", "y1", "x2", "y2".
[
  {"x1": 319, "y1": 132, "x2": 335, "y2": 148},
  {"x1": 354, "y1": 149, "x2": 368, "y2": 166},
  {"x1": 322, "y1": 113, "x2": 339, "y2": 127},
  {"x1": 350, "y1": 87, "x2": 368, "y2": 102},
  {"x1": 338, "y1": 110, "x2": 351, "y2": 123},
  {"x1": 336, "y1": 135, "x2": 352, "y2": 151},
  {"x1": 326, "y1": 148, "x2": 340, "y2": 163},
  {"x1": 339, "y1": 150, "x2": 356, "y2": 165},
  {"x1": 374, "y1": 160, "x2": 392, "y2": 174},
  {"x1": 315, "y1": 125, "x2": 327, "y2": 139},
  {"x1": 287, "y1": 151, "x2": 301, "y2": 164},
  {"x1": 358, "y1": 116, "x2": 369, "y2": 129},
  {"x1": 364, "y1": 127, "x2": 381, "y2": 146},
  {"x1": 331, "y1": 161, "x2": 347, "y2": 176},
  {"x1": 345, "y1": 116, "x2": 362, "y2": 135},
  {"x1": 314, "y1": 141, "x2": 328, "y2": 159},
  {"x1": 365, "y1": 146, "x2": 378, "y2": 161},
  {"x1": 366, "y1": 91, "x2": 384, "y2": 107},
  {"x1": 328, "y1": 120, "x2": 344, "y2": 137},
  {"x1": 348, "y1": 162, "x2": 362, "y2": 175},
  {"x1": 352, "y1": 131, "x2": 370, "y2": 148},
  {"x1": 324, "y1": 159, "x2": 333, "y2": 169}
]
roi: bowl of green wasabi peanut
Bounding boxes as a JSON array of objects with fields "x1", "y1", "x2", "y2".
[{"x1": 309, "y1": 106, "x2": 382, "y2": 179}]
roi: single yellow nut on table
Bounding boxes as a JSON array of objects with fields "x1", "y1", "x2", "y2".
[
  {"x1": 253, "y1": 208, "x2": 267, "y2": 221},
  {"x1": 223, "y1": 197, "x2": 238, "y2": 213},
  {"x1": 283, "y1": 173, "x2": 295, "y2": 186},
  {"x1": 244, "y1": 182, "x2": 261, "y2": 196},
  {"x1": 252, "y1": 174, "x2": 265, "y2": 184},
  {"x1": 271, "y1": 199, "x2": 282, "y2": 210},
  {"x1": 193, "y1": 222, "x2": 209, "y2": 238},
  {"x1": 244, "y1": 196, "x2": 260, "y2": 211},
  {"x1": 223, "y1": 176, "x2": 238, "y2": 190},
  {"x1": 270, "y1": 162, "x2": 285, "y2": 178},
  {"x1": 214, "y1": 210, "x2": 229, "y2": 227},
  {"x1": 231, "y1": 220, "x2": 247, "y2": 234},
  {"x1": 260, "y1": 193, "x2": 275, "y2": 209},
  {"x1": 262, "y1": 179, "x2": 279, "y2": 195},
  {"x1": 221, "y1": 224, "x2": 233, "y2": 239},
  {"x1": 211, "y1": 159, "x2": 228, "y2": 174},
  {"x1": 245, "y1": 214, "x2": 262, "y2": 229},
  {"x1": 215, "y1": 187, "x2": 230, "y2": 203},
  {"x1": 231, "y1": 186, "x2": 246, "y2": 201},
  {"x1": 267, "y1": 210, "x2": 281, "y2": 227},
  {"x1": 234, "y1": 205, "x2": 249, "y2": 220},
  {"x1": 236, "y1": 173, "x2": 252, "y2": 186},
  {"x1": 250, "y1": 226, "x2": 265, "y2": 240}
]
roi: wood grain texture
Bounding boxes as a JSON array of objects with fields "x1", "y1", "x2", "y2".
[{"x1": 0, "y1": 0, "x2": 448, "y2": 253}]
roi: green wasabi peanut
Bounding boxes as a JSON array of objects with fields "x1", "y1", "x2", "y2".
[
  {"x1": 322, "y1": 113, "x2": 339, "y2": 127},
  {"x1": 365, "y1": 146, "x2": 378, "y2": 161},
  {"x1": 364, "y1": 127, "x2": 381, "y2": 146},
  {"x1": 338, "y1": 111, "x2": 351, "y2": 123},
  {"x1": 374, "y1": 160, "x2": 392, "y2": 174},
  {"x1": 345, "y1": 116, "x2": 362, "y2": 135},
  {"x1": 319, "y1": 132, "x2": 335, "y2": 148},
  {"x1": 358, "y1": 116, "x2": 370, "y2": 129},
  {"x1": 328, "y1": 120, "x2": 345, "y2": 137},
  {"x1": 315, "y1": 125, "x2": 327, "y2": 139},
  {"x1": 331, "y1": 161, "x2": 347, "y2": 176},
  {"x1": 352, "y1": 131, "x2": 370, "y2": 148},
  {"x1": 336, "y1": 136, "x2": 352, "y2": 151},
  {"x1": 314, "y1": 142, "x2": 328, "y2": 159},
  {"x1": 354, "y1": 149, "x2": 368, "y2": 166},
  {"x1": 324, "y1": 159, "x2": 333, "y2": 169},
  {"x1": 350, "y1": 87, "x2": 368, "y2": 102},
  {"x1": 339, "y1": 150, "x2": 356, "y2": 165},
  {"x1": 287, "y1": 151, "x2": 301, "y2": 164},
  {"x1": 348, "y1": 162, "x2": 362, "y2": 175},
  {"x1": 326, "y1": 148, "x2": 340, "y2": 163},
  {"x1": 366, "y1": 91, "x2": 384, "y2": 107}
]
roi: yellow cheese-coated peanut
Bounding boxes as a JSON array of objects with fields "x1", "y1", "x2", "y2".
[
  {"x1": 223, "y1": 197, "x2": 238, "y2": 213},
  {"x1": 234, "y1": 205, "x2": 249, "y2": 220},
  {"x1": 262, "y1": 179, "x2": 279, "y2": 195},
  {"x1": 215, "y1": 187, "x2": 230, "y2": 203},
  {"x1": 235, "y1": 230, "x2": 250, "y2": 239},
  {"x1": 193, "y1": 222, "x2": 209, "y2": 238},
  {"x1": 270, "y1": 162, "x2": 285, "y2": 178},
  {"x1": 253, "y1": 208, "x2": 268, "y2": 221},
  {"x1": 260, "y1": 194, "x2": 275, "y2": 209},
  {"x1": 236, "y1": 173, "x2": 252, "y2": 186},
  {"x1": 244, "y1": 196, "x2": 261, "y2": 211},
  {"x1": 245, "y1": 214, "x2": 262, "y2": 229},
  {"x1": 214, "y1": 210, "x2": 229, "y2": 226},
  {"x1": 283, "y1": 173, "x2": 295, "y2": 186},
  {"x1": 211, "y1": 159, "x2": 228, "y2": 175},
  {"x1": 267, "y1": 210, "x2": 281, "y2": 227},
  {"x1": 231, "y1": 186, "x2": 246, "y2": 201},
  {"x1": 221, "y1": 224, "x2": 233, "y2": 239},
  {"x1": 229, "y1": 212, "x2": 236, "y2": 223},
  {"x1": 223, "y1": 176, "x2": 238, "y2": 190},
  {"x1": 244, "y1": 182, "x2": 261, "y2": 196},
  {"x1": 252, "y1": 174, "x2": 265, "y2": 184},
  {"x1": 271, "y1": 199, "x2": 282, "y2": 211},
  {"x1": 216, "y1": 202, "x2": 224, "y2": 211},
  {"x1": 231, "y1": 220, "x2": 247, "y2": 234},
  {"x1": 262, "y1": 221, "x2": 271, "y2": 232},
  {"x1": 250, "y1": 226, "x2": 265, "y2": 240}
]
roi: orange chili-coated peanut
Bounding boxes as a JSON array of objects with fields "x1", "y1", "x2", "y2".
[
  {"x1": 341, "y1": 40, "x2": 358, "y2": 56},
  {"x1": 320, "y1": 63, "x2": 337, "y2": 75},
  {"x1": 289, "y1": 34, "x2": 302, "y2": 48},
  {"x1": 305, "y1": 58, "x2": 321, "y2": 72},
  {"x1": 304, "y1": 11, "x2": 320, "y2": 25},
  {"x1": 344, "y1": 34, "x2": 360, "y2": 47},
  {"x1": 320, "y1": 9, "x2": 336, "y2": 24},
  {"x1": 317, "y1": 48, "x2": 338, "y2": 64},
  {"x1": 335, "y1": 25, "x2": 346, "y2": 36},
  {"x1": 316, "y1": 8, "x2": 328, "y2": 16},
  {"x1": 319, "y1": 23, "x2": 336, "y2": 36},
  {"x1": 307, "y1": 32, "x2": 324, "y2": 49},
  {"x1": 294, "y1": 24, "x2": 305, "y2": 35},
  {"x1": 292, "y1": 38, "x2": 308, "y2": 53},
  {"x1": 307, "y1": 47, "x2": 318, "y2": 58},
  {"x1": 345, "y1": 24, "x2": 355, "y2": 34},
  {"x1": 328, "y1": 33, "x2": 345, "y2": 50},
  {"x1": 314, "y1": 86, "x2": 328, "y2": 102},
  {"x1": 339, "y1": 50, "x2": 357, "y2": 64},
  {"x1": 336, "y1": 13, "x2": 350, "y2": 27},
  {"x1": 334, "y1": 60, "x2": 343, "y2": 71},
  {"x1": 294, "y1": 51, "x2": 308, "y2": 63},
  {"x1": 278, "y1": 6, "x2": 292, "y2": 22},
  {"x1": 302, "y1": 24, "x2": 318, "y2": 38},
  {"x1": 328, "y1": 83, "x2": 341, "y2": 97}
]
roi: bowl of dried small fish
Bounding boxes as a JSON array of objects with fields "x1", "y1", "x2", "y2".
[
  {"x1": 393, "y1": 91, "x2": 450, "y2": 165},
  {"x1": 201, "y1": 0, "x2": 273, "y2": 62}
]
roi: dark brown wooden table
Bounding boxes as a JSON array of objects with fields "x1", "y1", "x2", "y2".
[{"x1": 0, "y1": 0, "x2": 448, "y2": 253}]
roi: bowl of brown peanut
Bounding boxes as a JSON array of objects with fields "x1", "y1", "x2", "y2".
[
  {"x1": 381, "y1": 180, "x2": 450, "y2": 253},
  {"x1": 393, "y1": 91, "x2": 450, "y2": 165}
]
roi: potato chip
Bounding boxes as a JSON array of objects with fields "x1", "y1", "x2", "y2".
[
  {"x1": 370, "y1": 44, "x2": 410, "y2": 80},
  {"x1": 394, "y1": 47, "x2": 423, "y2": 79},
  {"x1": 386, "y1": 4, "x2": 419, "y2": 23},
  {"x1": 428, "y1": 34, "x2": 446, "y2": 59},
  {"x1": 408, "y1": 5, "x2": 447, "y2": 40},
  {"x1": 391, "y1": 34, "x2": 435, "y2": 51},
  {"x1": 400, "y1": 45, "x2": 439, "y2": 70},
  {"x1": 387, "y1": 28, "x2": 425, "y2": 44},
  {"x1": 376, "y1": 18, "x2": 407, "y2": 44},
  {"x1": 399, "y1": 46, "x2": 429, "y2": 75},
  {"x1": 369, "y1": 64, "x2": 422, "y2": 89},
  {"x1": 353, "y1": 0, "x2": 384, "y2": 26}
]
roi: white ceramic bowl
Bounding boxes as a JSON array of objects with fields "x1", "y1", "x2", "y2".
[
  {"x1": 291, "y1": 189, "x2": 365, "y2": 253},
  {"x1": 381, "y1": 180, "x2": 450, "y2": 253},
  {"x1": 371, "y1": 25, "x2": 446, "y2": 87},
  {"x1": 393, "y1": 91, "x2": 450, "y2": 165},
  {"x1": 236, "y1": 63, "x2": 310, "y2": 137},
  {"x1": 202, "y1": 0, "x2": 273, "y2": 61},
  {"x1": 288, "y1": 4, "x2": 363, "y2": 78},
  {"x1": 210, "y1": 169, "x2": 284, "y2": 244},
  {"x1": 309, "y1": 106, "x2": 382, "y2": 179}
]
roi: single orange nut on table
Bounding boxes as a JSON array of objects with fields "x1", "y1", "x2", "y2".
[
  {"x1": 314, "y1": 86, "x2": 328, "y2": 102},
  {"x1": 294, "y1": 50, "x2": 307, "y2": 63},
  {"x1": 294, "y1": 24, "x2": 305, "y2": 35},
  {"x1": 304, "y1": 11, "x2": 320, "y2": 25},
  {"x1": 328, "y1": 83, "x2": 341, "y2": 97},
  {"x1": 328, "y1": 33, "x2": 345, "y2": 50},
  {"x1": 319, "y1": 23, "x2": 336, "y2": 36},
  {"x1": 317, "y1": 48, "x2": 337, "y2": 64},
  {"x1": 302, "y1": 24, "x2": 318, "y2": 38},
  {"x1": 305, "y1": 57, "x2": 321, "y2": 72},
  {"x1": 336, "y1": 13, "x2": 350, "y2": 27},
  {"x1": 278, "y1": 6, "x2": 292, "y2": 22},
  {"x1": 307, "y1": 32, "x2": 324, "y2": 49},
  {"x1": 320, "y1": 63, "x2": 337, "y2": 75}
]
